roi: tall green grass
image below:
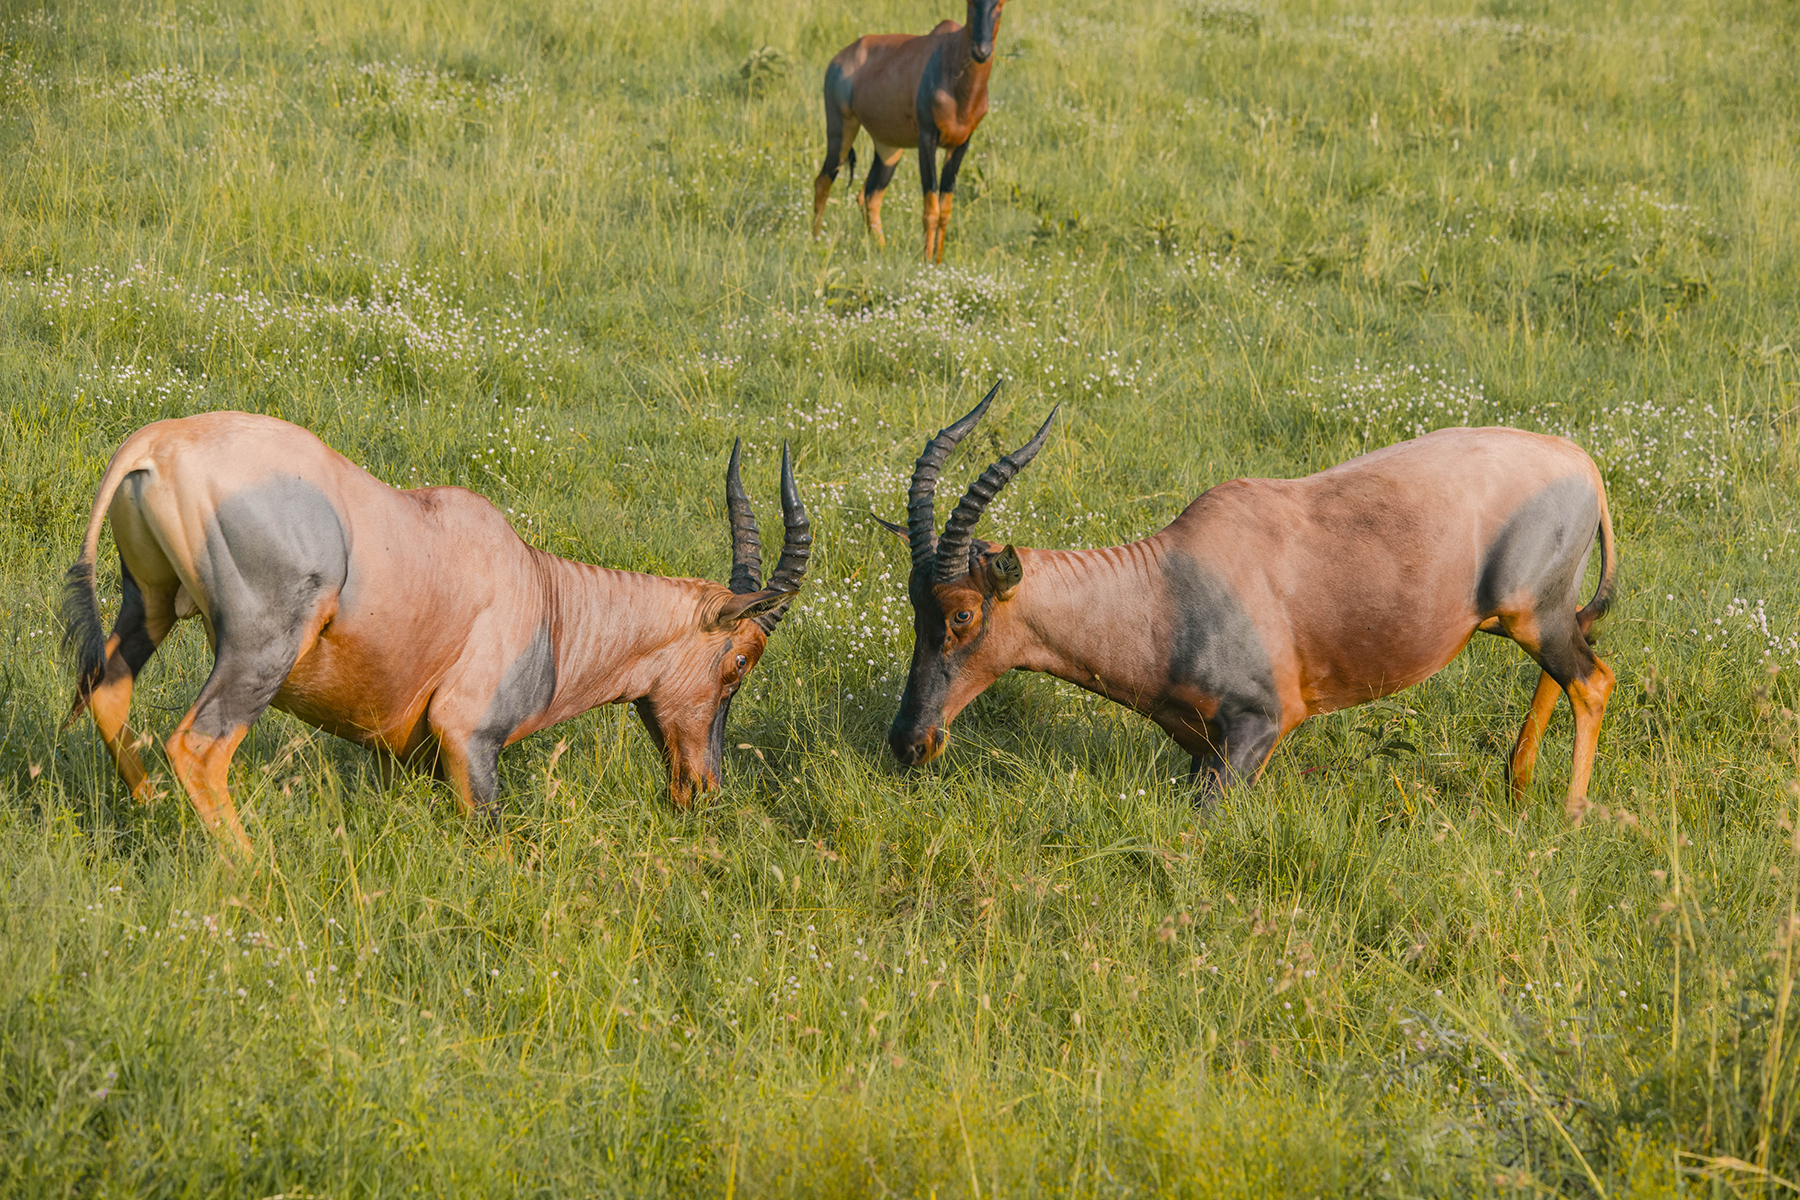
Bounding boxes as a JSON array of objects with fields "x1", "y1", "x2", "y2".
[{"x1": 3, "y1": 0, "x2": 1800, "y2": 1193}]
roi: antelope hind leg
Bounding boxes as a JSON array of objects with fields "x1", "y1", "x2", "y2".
[
  {"x1": 168, "y1": 615, "x2": 322, "y2": 860},
  {"x1": 70, "y1": 550, "x2": 180, "y2": 798},
  {"x1": 160, "y1": 480, "x2": 345, "y2": 856},
  {"x1": 88, "y1": 639, "x2": 151, "y2": 797},
  {"x1": 1506, "y1": 669, "x2": 1562, "y2": 799},
  {"x1": 1565, "y1": 659, "x2": 1614, "y2": 825},
  {"x1": 166, "y1": 722, "x2": 254, "y2": 860},
  {"x1": 812, "y1": 112, "x2": 857, "y2": 238}
]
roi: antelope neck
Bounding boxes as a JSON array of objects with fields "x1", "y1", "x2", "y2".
[
  {"x1": 1009, "y1": 540, "x2": 1170, "y2": 708},
  {"x1": 948, "y1": 30, "x2": 990, "y2": 100},
  {"x1": 536, "y1": 553, "x2": 712, "y2": 721}
]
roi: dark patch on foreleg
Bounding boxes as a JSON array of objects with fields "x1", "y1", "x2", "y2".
[
  {"x1": 860, "y1": 147, "x2": 901, "y2": 245},
  {"x1": 933, "y1": 141, "x2": 969, "y2": 263},
  {"x1": 1188, "y1": 705, "x2": 1281, "y2": 816},
  {"x1": 458, "y1": 627, "x2": 556, "y2": 816},
  {"x1": 1164, "y1": 552, "x2": 1281, "y2": 719},
  {"x1": 916, "y1": 125, "x2": 941, "y2": 263}
]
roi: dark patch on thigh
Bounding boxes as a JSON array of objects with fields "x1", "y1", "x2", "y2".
[
  {"x1": 824, "y1": 60, "x2": 853, "y2": 112},
  {"x1": 1474, "y1": 475, "x2": 1598, "y2": 618},
  {"x1": 1164, "y1": 552, "x2": 1280, "y2": 721},
  {"x1": 189, "y1": 478, "x2": 350, "y2": 736},
  {"x1": 466, "y1": 626, "x2": 557, "y2": 804},
  {"x1": 113, "y1": 560, "x2": 158, "y2": 676}
]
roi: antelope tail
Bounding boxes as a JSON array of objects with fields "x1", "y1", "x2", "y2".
[
  {"x1": 62, "y1": 438, "x2": 151, "y2": 713},
  {"x1": 1576, "y1": 487, "x2": 1617, "y2": 642}
]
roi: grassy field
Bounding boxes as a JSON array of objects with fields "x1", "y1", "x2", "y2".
[{"x1": 3, "y1": 0, "x2": 1799, "y2": 1193}]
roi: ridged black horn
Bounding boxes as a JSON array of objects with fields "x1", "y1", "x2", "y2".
[
  {"x1": 756, "y1": 442, "x2": 812, "y2": 633},
  {"x1": 934, "y1": 406, "x2": 1058, "y2": 583},
  {"x1": 907, "y1": 380, "x2": 1001, "y2": 572},
  {"x1": 725, "y1": 437, "x2": 763, "y2": 594}
]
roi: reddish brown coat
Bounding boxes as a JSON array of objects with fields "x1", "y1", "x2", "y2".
[
  {"x1": 888, "y1": 400, "x2": 1618, "y2": 822},
  {"x1": 62, "y1": 412, "x2": 806, "y2": 858},
  {"x1": 811, "y1": 0, "x2": 1006, "y2": 261}
]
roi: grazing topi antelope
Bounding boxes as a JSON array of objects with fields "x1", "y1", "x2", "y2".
[
  {"x1": 62, "y1": 412, "x2": 810, "y2": 858},
  {"x1": 880, "y1": 385, "x2": 1619, "y2": 821},
  {"x1": 811, "y1": 0, "x2": 1006, "y2": 262}
]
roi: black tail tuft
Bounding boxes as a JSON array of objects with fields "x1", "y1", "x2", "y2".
[
  {"x1": 61, "y1": 559, "x2": 107, "y2": 699},
  {"x1": 846, "y1": 147, "x2": 857, "y2": 190}
]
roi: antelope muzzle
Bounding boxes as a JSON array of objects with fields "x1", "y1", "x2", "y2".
[{"x1": 888, "y1": 712, "x2": 948, "y2": 767}]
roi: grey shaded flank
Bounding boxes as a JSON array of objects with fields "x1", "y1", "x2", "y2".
[
  {"x1": 824, "y1": 60, "x2": 853, "y2": 111},
  {"x1": 190, "y1": 477, "x2": 350, "y2": 738},
  {"x1": 1473, "y1": 473, "x2": 1602, "y2": 686},
  {"x1": 1474, "y1": 474, "x2": 1600, "y2": 620}
]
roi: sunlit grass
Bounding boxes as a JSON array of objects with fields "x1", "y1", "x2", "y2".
[{"x1": 3, "y1": 0, "x2": 1800, "y2": 1194}]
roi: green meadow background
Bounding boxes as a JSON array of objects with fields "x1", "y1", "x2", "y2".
[{"x1": 3, "y1": 0, "x2": 1799, "y2": 1193}]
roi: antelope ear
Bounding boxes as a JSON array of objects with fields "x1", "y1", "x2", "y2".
[
  {"x1": 871, "y1": 512, "x2": 909, "y2": 543},
  {"x1": 707, "y1": 587, "x2": 797, "y2": 631},
  {"x1": 984, "y1": 544, "x2": 1024, "y2": 600}
]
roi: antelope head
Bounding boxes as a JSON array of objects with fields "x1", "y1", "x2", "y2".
[
  {"x1": 882, "y1": 382, "x2": 1056, "y2": 766},
  {"x1": 967, "y1": 0, "x2": 1007, "y2": 62},
  {"x1": 641, "y1": 440, "x2": 811, "y2": 804}
]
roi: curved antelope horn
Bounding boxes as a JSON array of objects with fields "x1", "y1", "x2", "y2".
[
  {"x1": 756, "y1": 442, "x2": 812, "y2": 633},
  {"x1": 725, "y1": 437, "x2": 763, "y2": 593},
  {"x1": 906, "y1": 379, "x2": 1001, "y2": 572},
  {"x1": 934, "y1": 406, "x2": 1059, "y2": 583}
]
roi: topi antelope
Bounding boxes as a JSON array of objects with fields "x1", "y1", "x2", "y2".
[
  {"x1": 881, "y1": 385, "x2": 1619, "y2": 821},
  {"x1": 61, "y1": 411, "x2": 810, "y2": 858},
  {"x1": 811, "y1": 0, "x2": 1006, "y2": 262}
]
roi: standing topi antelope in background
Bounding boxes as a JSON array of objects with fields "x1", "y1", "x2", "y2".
[
  {"x1": 811, "y1": 0, "x2": 1007, "y2": 262},
  {"x1": 62, "y1": 411, "x2": 810, "y2": 859},
  {"x1": 880, "y1": 385, "x2": 1619, "y2": 821}
]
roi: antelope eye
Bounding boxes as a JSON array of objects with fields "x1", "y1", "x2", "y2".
[
  {"x1": 736, "y1": 654, "x2": 747, "y2": 669},
  {"x1": 954, "y1": 610, "x2": 973, "y2": 624}
]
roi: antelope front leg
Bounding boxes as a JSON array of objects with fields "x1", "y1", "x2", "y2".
[
  {"x1": 1162, "y1": 702, "x2": 1282, "y2": 820},
  {"x1": 860, "y1": 143, "x2": 903, "y2": 247},
  {"x1": 429, "y1": 726, "x2": 504, "y2": 824},
  {"x1": 917, "y1": 127, "x2": 941, "y2": 263},
  {"x1": 934, "y1": 141, "x2": 970, "y2": 263}
]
